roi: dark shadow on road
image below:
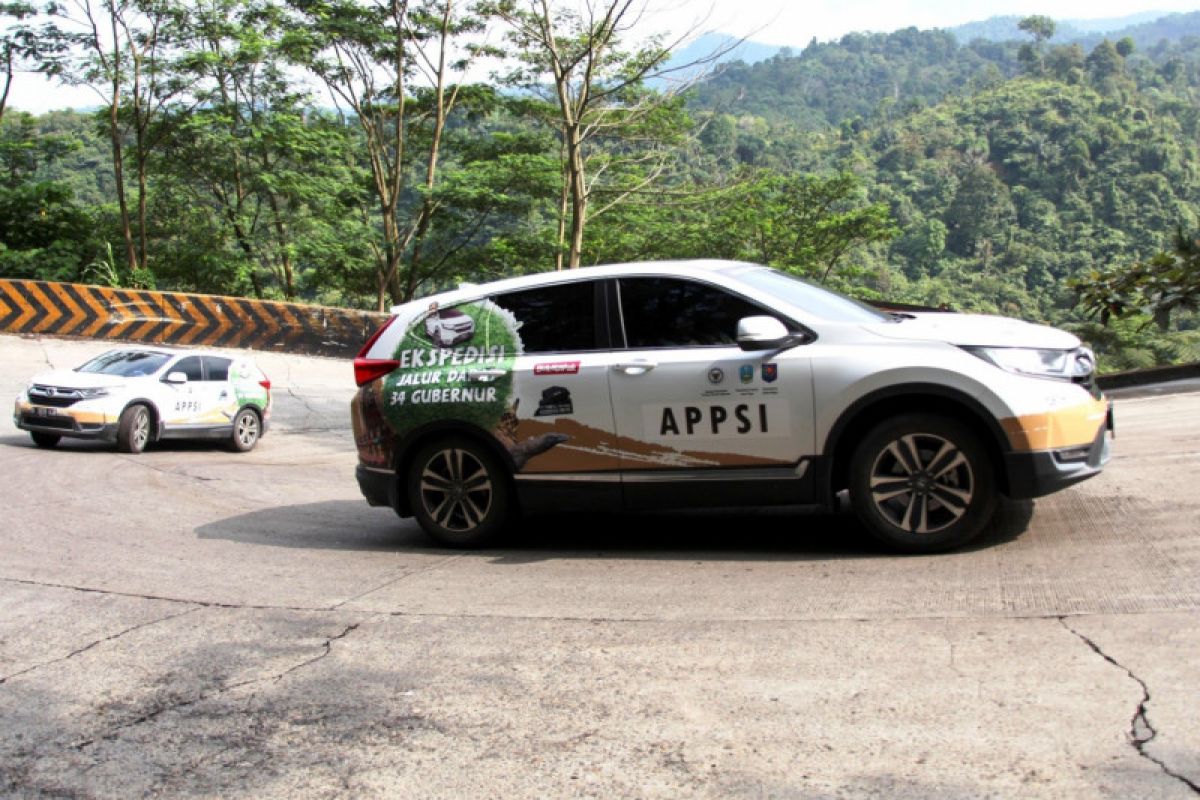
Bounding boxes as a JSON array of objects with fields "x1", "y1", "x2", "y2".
[
  {"x1": 2, "y1": 433, "x2": 241, "y2": 454},
  {"x1": 195, "y1": 497, "x2": 1034, "y2": 562}
]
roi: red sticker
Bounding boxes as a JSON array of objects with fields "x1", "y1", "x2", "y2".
[{"x1": 534, "y1": 361, "x2": 580, "y2": 376}]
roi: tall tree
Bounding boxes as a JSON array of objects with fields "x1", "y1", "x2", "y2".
[
  {"x1": 163, "y1": 0, "x2": 355, "y2": 300},
  {"x1": 54, "y1": 0, "x2": 183, "y2": 281},
  {"x1": 0, "y1": 4, "x2": 78, "y2": 127},
  {"x1": 489, "y1": 0, "x2": 715, "y2": 269},
  {"x1": 285, "y1": 0, "x2": 495, "y2": 310}
]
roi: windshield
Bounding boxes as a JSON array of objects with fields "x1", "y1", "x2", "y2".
[
  {"x1": 732, "y1": 267, "x2": 891, "y2": 324},
  {"x1": 77, "y1": 350, "x2": 171, "y2": 377}
]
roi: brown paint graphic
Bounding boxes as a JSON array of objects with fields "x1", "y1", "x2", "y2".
[{"x1": 511, "y1": 416, "x2": 785, "y2": 473}]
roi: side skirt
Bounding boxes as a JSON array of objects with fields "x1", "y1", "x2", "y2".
[{"x1": 514, "y1": 461, "x2": 817, "y2": 514}]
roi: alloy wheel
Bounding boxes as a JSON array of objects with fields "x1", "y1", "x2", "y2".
[
  {"x1": 868, "y1": 432, "x2": 974, "y2": 534},
  {"x1": 419, "y1": 447, "x2": 494, "y2": 532}
]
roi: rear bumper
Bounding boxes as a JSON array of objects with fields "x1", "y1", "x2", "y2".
[
  {"x1": 1003, "y1": 404, "x2": 1113, "y2": 500},
  {"x1": 357, "y1": 464, "x2": 402, "y2": 512}
]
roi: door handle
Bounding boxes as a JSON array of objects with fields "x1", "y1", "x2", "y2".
[
  {"x1": 613, "y1": 360, "x2": 657, "y2": 375},
  {"x1": 466, "y1": 369, "x2": 506, "y2": 383}
]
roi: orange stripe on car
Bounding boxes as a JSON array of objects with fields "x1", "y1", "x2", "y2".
[{"x1": 1001, "y1": 398, "x2": 1108, "y2": 451}]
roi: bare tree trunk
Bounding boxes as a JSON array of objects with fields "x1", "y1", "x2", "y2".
[
  {"x1": 266, "y1": 193, "x2": 296, "y2": 299},
  {"x1": 564, "y1": 127, "x2": 587, "y2": 268},
  {"x1": 109, "y1": 76, "x2": 137, "y2": 275},
  {"x1": 0, "y1": 45, "x2": 13, "y2": 128}
]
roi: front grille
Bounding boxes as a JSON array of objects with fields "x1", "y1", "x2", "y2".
[
  {"x1": 22, "y1": 414, "x2": 75, "y2": 430},
  {"x1": 29, "y1": 386, "x2": 83, "y2": 407},
  {"x1": 29, "y1": 395, "x2": 80, "y2": 408}
]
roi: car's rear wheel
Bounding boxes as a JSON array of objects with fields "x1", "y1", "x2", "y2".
[
  {"x1": 848, "y1": 413, "x2": 996, "y2": 553},
  {"x1": 230, "y1": 407, "x2": 261, "y2": 452},
  {"x1": 117, "y1": 404, "x2": 152, "y2": 454},
  {"x1": 31, "y1": 432, "x2": 60, "y2": 448},
  {"x1": 407, "y1": 437, "x2": 512, "y2": 548}
]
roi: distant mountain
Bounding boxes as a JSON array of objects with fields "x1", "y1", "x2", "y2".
[
  {"x1": 653, "y1": 33, "x2": 782, "y2": 89},
  {"x1": 665, "y1": 10, "x2": 1200, "y2": 87},
  {"x1": 948, "y1": 10, "x2": 1200, "y2": 44}
]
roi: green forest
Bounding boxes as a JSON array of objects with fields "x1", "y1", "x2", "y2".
[{"x1": 2, "y1": 1, "x2": 1199, "y2": 371}]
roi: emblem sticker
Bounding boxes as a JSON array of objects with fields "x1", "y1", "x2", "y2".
[
  {"x1": 534, "y1": 386, "x2": 574, "y2": 417},
  {"x1": 534, "y1": 361, "x2": 580, "y2": 376},
  {"x1": 707, "y1": 367, "x2": 725, "y2": 385},
  {"x1": 739, "y1": 364, "x2": 754, "y2": 384},
  {"x1": 762, "y1": 363, "x2": 778, "y2": 383}
]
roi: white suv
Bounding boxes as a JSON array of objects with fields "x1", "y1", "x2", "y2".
[
  {"x1": 14, "y1": 346, "x2": 272, "y2": 453},
  {"x1": 351, "y1": 261, "x2": 1112, "y2": 553}
]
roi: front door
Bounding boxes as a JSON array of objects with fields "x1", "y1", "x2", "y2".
[{"x1": 605, "y1": 276, "x2": 816, "y2": 507}]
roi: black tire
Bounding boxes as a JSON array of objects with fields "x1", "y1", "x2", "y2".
[
  {"x1": 230, "y1": 407, "x2": 261, "y2": 452},
  {"x1": 31, "y1": 432, "x2": 60, "y2": 448},
  {"x1": 117, "y1": 404, "x2": 152, "y2": 454},
  {"x1": 848, "y1": 413, "x2": 997, "y2": 553},
  {"x1": 407, "y1": 437, "x2": 512, "y2": 548}
]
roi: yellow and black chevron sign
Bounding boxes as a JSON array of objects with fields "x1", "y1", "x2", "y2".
[{"x1": 0, "y1": 280, "x2": 387, "y2": 358}]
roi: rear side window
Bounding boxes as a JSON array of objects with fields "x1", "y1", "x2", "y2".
[
  {"x1": 617, "y1": 277, "x2": 772, "y2": 348},
  {"x1": 174, "y1": 356, "x2": 204, "y2": 381},
  {"x1": 203, "y1": 357, "x2": 231, "y2": 381},
  {"x1": 493, "y1": 281, "x2": 599, "y2": 354}
]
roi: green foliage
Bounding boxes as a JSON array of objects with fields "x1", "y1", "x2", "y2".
[
  {"x1": 1, "y1": 5, "x2": 1199, "y2": 372},
  {"x1": 1071, "y1": 229, "x2": 1200, "y2": 329}
]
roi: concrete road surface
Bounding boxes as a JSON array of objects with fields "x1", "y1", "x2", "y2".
[{"x1": 1, "y1": 333, "x2": 1198, "y2": 798}]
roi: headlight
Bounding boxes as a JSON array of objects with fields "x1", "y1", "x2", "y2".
[
  {"x1": 78, "y1": 387, "x2": 112, "y2": 399},
  {"x1": 963, "y1": 346, "x2": 1082, "y2": 380}
]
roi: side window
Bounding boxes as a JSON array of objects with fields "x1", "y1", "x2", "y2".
[
  {"x1": 174, "y1": 356, "x2": 204, "y2": 381},
  {"x1": 618, "y1": 277, "x2": 775, "y2": 348},
  {"x1": 203, "y1": 357, "x2": 231, "y2": 381},
  {"x1": 492, "y1": 281, "x2": 599, "y2": 354}
]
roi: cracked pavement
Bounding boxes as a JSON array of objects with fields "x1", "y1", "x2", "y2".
[{"x1": 1, "y1": 333, "x2": 1199, "y2": 798}]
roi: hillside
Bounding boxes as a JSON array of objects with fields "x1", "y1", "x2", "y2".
[
  {"x1": 948, "y1": 11, "x2": 1178, "y2": 43},
  {"x1": 683, "y1": 21, "x2": 1200, "y2": 367}
]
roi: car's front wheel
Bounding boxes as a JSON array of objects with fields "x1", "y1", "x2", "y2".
[
  {"x1": 30, "y1": 432, "x2": 60, "y2": 448},
  {"x1": 848, "y1": 414, "x2": 996, "y2": 553},
  {"x1": 230, "y1": 408, "x2": 261, "y2": 452},
  {"x1": 407, "y1": 437, "x2": 512, "y2": 548},
  {"x1": 117, "y1": 404, "x2": 152, "y2": 454}
]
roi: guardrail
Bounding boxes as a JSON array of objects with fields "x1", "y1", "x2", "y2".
[
  {"x1": 0, "y1": 279, "x2": 386, "y2": 358},
  {"x1": 3, "y1": 278, "x2": 1197, "y2": 388},
  {"x1": 1096, "y1": 362, "x2": 1200, "y2": 391}
]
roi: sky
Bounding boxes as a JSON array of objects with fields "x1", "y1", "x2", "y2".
[{"x1": 7, "y1": 0, "x2": 1200, "y2": 114}]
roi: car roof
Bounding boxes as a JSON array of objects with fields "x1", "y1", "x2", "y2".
[
  {"x1": 392, "y1": 259, "x2": 766, "y2": 314},
  {"x1": 98, "y1": 345, "x2": 253, "y2": 360}
]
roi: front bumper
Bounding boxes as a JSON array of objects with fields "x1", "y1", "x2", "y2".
[
  {"x1": 1003, "y1": 404, "x2": 1113, "y2": 500},
  {"x1": 14, "y1": 403, "x2": 118, "y2": 442}
]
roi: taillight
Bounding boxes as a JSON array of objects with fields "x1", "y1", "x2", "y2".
[
  {"x1": 354, "y1": 357, "x2": 400, "y2": 386},
  {"x1": 354, "y1": 315, "x2": 400, "y2": 387},
  {"x1": 259, "y1": 376, "x2": 271, "y2": 391}
]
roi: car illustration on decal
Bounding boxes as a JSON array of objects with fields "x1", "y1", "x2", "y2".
[
  {"x1": 424, "y1": 308, "x2": 476, "y2": 347},
  {"x1": 351, "y1": 260, "x2": 1112, "y2": 554}
]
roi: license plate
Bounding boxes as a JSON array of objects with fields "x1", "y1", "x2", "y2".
[{"x1": 32, "y1": 406, "x2": 62, "y2": 417}]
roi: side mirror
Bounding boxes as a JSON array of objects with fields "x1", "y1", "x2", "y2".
[
  {"x1": 165, "y1": 371, "x2": 188, "y2": 384},
  {"x1": 737, "y1": 316, "x2": 799, "y2": 351}
]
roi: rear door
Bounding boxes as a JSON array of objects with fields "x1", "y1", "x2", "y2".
[{"x1": 489, "y1": 279, "x2": 620, "y2": 477}]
